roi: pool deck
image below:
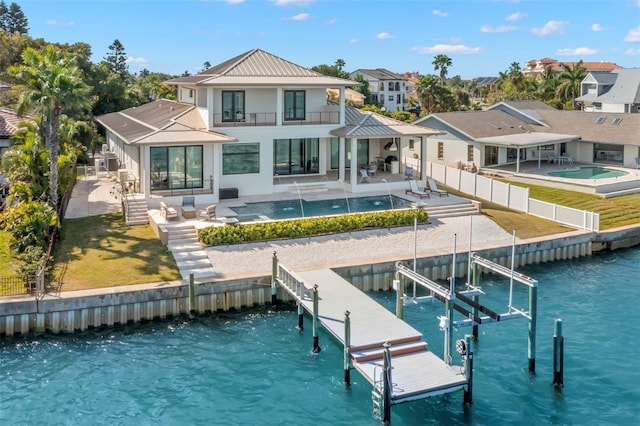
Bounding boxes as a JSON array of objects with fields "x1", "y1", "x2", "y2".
[{"x1": 483, "y1": 161, "x2": 640, "y2": 197}]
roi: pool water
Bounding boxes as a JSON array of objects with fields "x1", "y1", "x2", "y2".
[
  {"x1": 547, "y1": 166, "x2": 628, "y2": 179},
  {"x1": 230, "y1": 195, "x2": 412, "y2": 222}
]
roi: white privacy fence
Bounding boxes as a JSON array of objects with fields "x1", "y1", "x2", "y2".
[{"x1": 427, "y1": 162, "x2": 599, "y2": 232}]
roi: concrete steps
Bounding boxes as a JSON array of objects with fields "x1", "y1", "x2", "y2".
[
  {"x1": 125, "y1": 196, "x2": 149, "y2": 225},
  {"x1": 426, "y1": 202, "x2": 480, "y2": 219},
  {"x1": 165, "y1": 224, "x2": 216, "y2": 279}
]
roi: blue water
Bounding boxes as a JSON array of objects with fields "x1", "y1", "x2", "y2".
[
  {"x1": 2, "y1": 249, "x2": 640, "y2": 425},
  {"x1": 230, "y1": 195, "x2": 413, "y2": 222},
  {"x1": 547, "y1": 167, "x2": 628, "y2": 179}
]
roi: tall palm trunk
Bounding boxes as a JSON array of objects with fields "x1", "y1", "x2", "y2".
[{"x1": 48, "y1": 104, "x2": 61, "y2": 211}]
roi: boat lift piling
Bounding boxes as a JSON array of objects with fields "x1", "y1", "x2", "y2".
[
  {"x1": 552, "y1": 318, "x2": 564, "y2": 388},
  {"x1": 271, "y1": 251, "x2": 278, "y2": 306},
  {"x1": 344, "y1": 311, "x2": 351, "y2": 386},
  {"x1": 312, "y1": 284, "x2": 321, "y2": 354}
]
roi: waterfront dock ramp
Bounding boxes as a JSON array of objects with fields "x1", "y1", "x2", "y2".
[{"x1": 276, "y1": 265, "x2": 468, "y2": 406}]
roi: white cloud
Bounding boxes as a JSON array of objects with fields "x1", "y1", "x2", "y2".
[
  {"x1": 481, "y1": 25, "x2": 518, "y2": 33},
  {"x1": 290, "y1": 13, "x2": 310, "y2": 21},
  {"x1": 625, "y1": 48, "x2": 640, "y2": 55},
  {"x1": 225, "y1": 0, "x2": 245, "y2": 4},
  {"x1": 349, "y1": 39, "x2": 358, "y2": 44},
  {"x1": 505, "y1": 12, "x2": 526, "y2": 22},
  {"x1": 45, "y1": 19, "x2": 75, "y2": 27},
  {"x1": 556, "y1": 47, "x2": 599, "y2": 56},
  {"x1": 591, "y1": 23, "x2": 603, "y2": 32},
  {"x1": 327, "y1": 18, "x2": 337, "y2": 24},
  {"x1": 531, "y1": 20, "x2": 568, "y2": 36},
  {"x1": 432, "y1": 10, "x2": 448, "y2": 17},
  {"x1": 126, "y1": 57, "x2": 148, "y2": 67},
  {"x1": 624, "y1": 26, "x2": 640, "y2": 42},
  {"x1": 414, "y1": 44, "x2": 483, "y2": 55},
  {"x1": 376, "y1": 32, "x2": 396, "y2": 39},
  {"x1": 271, "y1": 0, "x2": 316, "y2": 6}
]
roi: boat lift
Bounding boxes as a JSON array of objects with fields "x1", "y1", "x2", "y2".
[{"x1": 395, "y1": 227, "x2": 539, "y2": 374}]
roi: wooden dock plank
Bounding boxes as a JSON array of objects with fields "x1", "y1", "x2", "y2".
[{"x1": 296, "y1": 269, "x2": 423, "y2": 349}]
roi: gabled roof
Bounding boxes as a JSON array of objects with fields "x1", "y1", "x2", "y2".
[
  {"x1": 166, "y1": 48, "x2": 356, "y2": 87},
  {"x1": 533, "y1": 110, "x2": 640, "y2": 145},
  {"x1": 330, "y1": 105, "x2": 443, "y2": 138},
  {"x1": 95, "y1": 100, "x2": 237, "y2": 145},
  {"x1": 0, "y1": 108, "x2": 21, "y2": 138},
  {"x1": 576, "y1": 69, "x2": 640, "y2": 104},
  {"x1": 351, "y1": 68, "x2": 405, "y2": 81}
]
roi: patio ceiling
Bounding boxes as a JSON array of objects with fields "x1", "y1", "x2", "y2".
[{"x1": 475, "y1": 132, "x2": 580, "y2": 148}]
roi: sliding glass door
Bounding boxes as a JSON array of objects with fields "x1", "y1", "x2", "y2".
[{"x1": 273, "y1": 138, "x2": 319, "y2": 175}]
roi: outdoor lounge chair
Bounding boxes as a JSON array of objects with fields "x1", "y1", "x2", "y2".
[
  {"x1": 360, "y1": 168, "x2": 371, "y2": 183},
  {"x1": 427, "y1": 178, "x2": 449, "y2": 197},
  {"x1": 199, "y1": 204, "x2": 217, "y2": 221},
  {"x1": 160, "y1": 201, "x2": 178, "y2": 221},
  {"x1": 405, "y1": 179, "x2": 430, "y2": 199},
  {"x1": 404, "y1": 166, "x2": 414, "y2": 180}
]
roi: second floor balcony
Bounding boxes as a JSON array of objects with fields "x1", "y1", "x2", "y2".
[{"x1": 212, "y1": 110, "x2": 341, "y2": 128}]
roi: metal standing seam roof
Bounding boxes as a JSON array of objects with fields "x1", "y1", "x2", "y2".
[
  {"x1": 95, "y1": 100, "x2": 237, "y2": 145},
  {"x1": 330, "y1": 106, "x2": 445, "y2": 138},
  {"x1": 165, "y1": 48, "x2": 357, "y2": 87}
]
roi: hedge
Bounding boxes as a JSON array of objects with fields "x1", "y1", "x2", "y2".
[{"x1": 199, "y1": 209, "x2": 428, "y2": 246}]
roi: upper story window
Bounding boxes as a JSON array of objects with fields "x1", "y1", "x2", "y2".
[
  {"x1": 379, "y1": 82, "x2": 384, "y2": 91},
  {"x1": 284, "y1": 90, "x2": 305, "y2": 121},
  {"x1": 222, "y1": 91, "x2": 245, "y2": 122},
  {"x1": 395, "y1": 82, "x2": 400, "y2": 91},
  {"x1": 388, "y1": 82, "x2": 394, "y2": 91}
]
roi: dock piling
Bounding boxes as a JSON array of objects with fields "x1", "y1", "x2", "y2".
[
  {"x1": 394, "y1": 278, "x2": 404, "y2": 320},
  {"x1": 271, "y1": 251, "x2": 278, "y2": 306},
  {"x1": 462, "y1": 334, "x2": 474, "y2": 406},
  {"x1": 382, "y1": 342, "x2": 392, "y2": 425},
  {"x1": 528, "y1": 284, "x2": 538, "y2": 373},
  {"x1": 344, "y1": 310, "x2": 351, "y2": 386},
  {"x1": 552, "y1": 318, "x2": 564, "y2": 388},
  {"x1": 471, "y1": 262, "x2": 480, "y2": 341},
  {"x1": 188, "y1": 273, "x2": 195, "y2": 320},
  {"x1": 312, "y1": 284, "x2": 321, "y2": 354},
  {"x1": 297, "y1": 302, "x2": 304, "y2": 331}
]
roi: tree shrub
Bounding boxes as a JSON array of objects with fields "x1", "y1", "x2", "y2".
[{"x1": 199, "y1": 209, "x2": 428, "y2": 246}]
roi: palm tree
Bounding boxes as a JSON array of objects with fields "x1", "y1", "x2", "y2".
[
  {"x1": 334, "y1": 58, "x2": 345, "y2": 72},
  {"x1": 432, "y1": 54, "x2": 452, "y2": 85},
  {"x1": 555, "y1": 60, "x2": 586, "y2": 110},
  {"x1": 414, "y1": 75, "x2": 441, "y2": 113},
  {"x1": 10, "y1": 45, "x2": 91, "y2": 211}
]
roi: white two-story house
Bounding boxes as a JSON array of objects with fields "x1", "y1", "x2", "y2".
[
  {"x1": 96, "y1": 49, "x2": 442, "y2": 208},
  {"x1": 349, "y1": 68, "x2": 407, "y2": 111},
  {"x1": 576, "y1": 69, "x2": 640, "y2": 114}
]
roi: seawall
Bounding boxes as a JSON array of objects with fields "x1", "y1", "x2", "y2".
[{"x1": 0, "y1": 232, "x2": 596, "y2": 337}]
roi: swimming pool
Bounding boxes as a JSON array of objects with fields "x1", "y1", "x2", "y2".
[
  {"x1": 547, "y1": 166, "x2": 628, "y2": 179},
  {"x1": 230, "y1": 195, "x2": 413, "y2": 222}
]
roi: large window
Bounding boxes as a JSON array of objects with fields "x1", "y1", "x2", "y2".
[
  {"x1": 484, "y1": 146, "x2": 498, "y2": 166},
  {"x1": 593, "y1": 143, "x2": 623, "y2": 163},
  {"x1": 223, "y1": 143, "x2": 260, "y2": 174},
  {"x1": 284, "y1": 90, "x2": 305, "y2": 121},
  {"x1": 222, "y1": 91, "x2": 245, "y2": 122},
  {"x1": 274, "y1": 138, "x2": 319, "y2": 175},
  {"x1": 150, "y1": 146, "x2": 202, "y2": 191},
  {"x1": 330, "y1": 138, "x2": 369, "y2": 169}
]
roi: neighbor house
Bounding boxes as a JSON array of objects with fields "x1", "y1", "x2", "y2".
[
  {"x1": 522, "y1": 58, "x2": 623, "y2": 77},
  {"x1": 96, "y1": 49, "x2": 442, "y2": 214},
  {"x1": 414, "y1": 100, "x2": 640, "y2": 172},
  {"x1": 0, "y1": 107, "x2": 20, "y2": 157},
  {"x1": 575, "y1": 69, "x2": 640, "y2": 113},
  {"x1": 349, "y1": 68, "x2": 408, "y2": 111}
]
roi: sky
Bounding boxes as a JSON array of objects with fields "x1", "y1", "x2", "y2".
[{"x1": 16, "y1": 0, "x2": 640, "y2": 79}]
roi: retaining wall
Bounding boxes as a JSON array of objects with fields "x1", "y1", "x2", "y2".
[{"x1": 0, "y1": 233, "x2": 593, "y2": 337}]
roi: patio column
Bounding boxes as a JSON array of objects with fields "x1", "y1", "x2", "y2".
[
  {"x1": 338, "y1": 138, "x2": 346, "y2": 182},
  {"x1": 516, "y1": 148, "x2": 521, "y2": 173},
  {"x1": 350, "y1": 138, "x2": 358, "y2": 185},
  {"x1": 276, "y1": 88, "x2": 283, "y2": 126},
  {"x1": 339, "y1": 88, "x2": 346, "y2": 126}
]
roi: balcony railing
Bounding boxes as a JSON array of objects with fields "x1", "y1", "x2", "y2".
[{"x1": 212, "y1": 111, "x2": 340, "y2": 127}]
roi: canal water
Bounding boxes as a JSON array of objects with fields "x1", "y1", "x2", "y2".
[{"x1": 2, "y1": 248, "x2": 639, "y2": 425}]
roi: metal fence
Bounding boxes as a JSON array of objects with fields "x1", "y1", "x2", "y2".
[
  {"x1": 0, "y1": 274, "x2": 36, "y2": 296},
  {"x1": 427, "y1": 162, "x2": 600, "y2": 231}
]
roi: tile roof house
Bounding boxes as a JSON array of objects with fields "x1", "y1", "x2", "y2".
[
  {"x1": 413, "y1": 99, "x2": 640, "y2": 172},
  {"x1": 523, "y1": 58, "x2": 623, "y2": 76},
  {"x1": 96, "y1": 48, "x2": 443, "y2": 211},
  {"x1": 350, "y1": 68, "x2": 408, "y2": 112},
  {"x1": 575, "y1": 69, "x2": 640, "y2": 113},
  {"x1": 0, "y1": 107, "x2": 21, "y2": 156}
]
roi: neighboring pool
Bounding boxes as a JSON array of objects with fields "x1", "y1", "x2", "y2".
[
  {"x1": 230, "y1": 195, "x2": 413, "y2": 222},
  {"x1": 547, "y1": 166, "x2": 629, "y2": 179}
]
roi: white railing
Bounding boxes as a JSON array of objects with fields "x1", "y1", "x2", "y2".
[
  {"x1": 426, "y1": 162, "x2": 599, "y2": 231},
  {"x1": 277, "y1": 264, "x2": 309, "y2": 301}
]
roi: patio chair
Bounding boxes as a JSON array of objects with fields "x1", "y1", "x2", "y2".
[
  {"x1": 359, "y1": 168, "x2": 371, "y2": 183},
  {"x1": 405, "y1": 179, "x2": 430, "y2": 199},
  {"x1": 368, "y1": 164, "x2": 377, "y2": 176},
  {"x1": 182, "y1": 196, "x2": 195, "y2": 208},
  {"x1": 199, "y1": 204, "x2": 217, "y2": 221},
  {"x1": 404, "y1": 166, "x2": 414, "y2": 180},
  {"x1": 160, "y1": 202, "x2": 178, "y2": 221},
  {"x1": 181, "y1": 196, "x2": 197, "y2": 218},
  {"x1": 427, "y1": 178, "x2": 449, "y2": 197}
]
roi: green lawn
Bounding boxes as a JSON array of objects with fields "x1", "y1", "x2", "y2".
[
  {"x1": 53, "y1": 213, "x2": 181, "y2": 291},
  {"x1": 0, "y1": 230, "x2": 18, "y2": 275},
  {"x1": 504, "y1": 181, "x2": 640, "y2": 230}
]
